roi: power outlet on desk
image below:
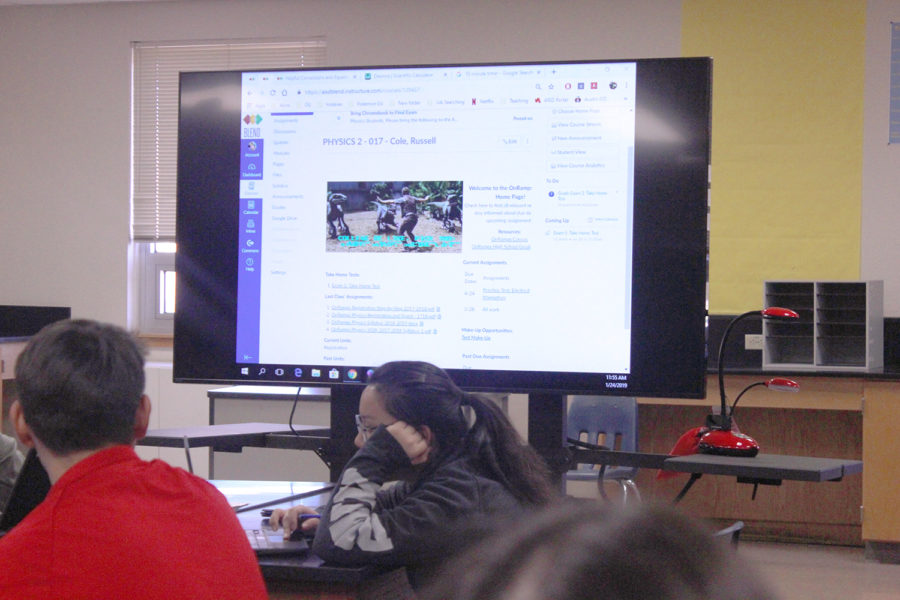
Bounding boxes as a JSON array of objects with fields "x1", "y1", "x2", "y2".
[{"x1": 744, "y1": 334, "x2": 764, "y2": 351}]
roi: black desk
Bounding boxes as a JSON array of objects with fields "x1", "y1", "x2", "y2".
[
  {"x1": 568, "y1": 446, "x2": 862, "y2": 502},
  {"x1": 141, "y1": 422, "x2": 329, "y2": 450},
  {"x1": 139, "y1": 423, "x2": 331, "y2": 477},
  {"x1": 663, "y1": 453, "x2": 862, "y2": 482},
  {"x1": 215, "y1": 480, "x2": 414, "y2": 599},
  {"x1": 662, "y1": 452, "x2": 862, "y2": 502},
  {"x1": 206, "y1": 385, "x2": 359, "y2": 481},
  {"x1": 142, "y1": 423, "x2": 863, "y2": 498},
  {"x1": 569, "y1": 446, "x2": 861, "y2": 479}
]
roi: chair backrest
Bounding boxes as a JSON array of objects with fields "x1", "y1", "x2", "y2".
[
  {"x1": 567, "y1": 396, "x2": 638, "y2": 479},
  {"x1": 568, "y1": 395, "x2": 638, "y2": 451}
]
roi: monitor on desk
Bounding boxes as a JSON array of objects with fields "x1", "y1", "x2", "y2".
[{"x1": 174, "y1": 57, "x2": 711, "y2": 400}]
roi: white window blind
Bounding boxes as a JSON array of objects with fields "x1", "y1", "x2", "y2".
[{"x1": 131, "y1": 38, "x2": 326, "y2": 241}]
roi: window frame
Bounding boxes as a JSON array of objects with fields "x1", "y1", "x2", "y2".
[
  {"x1": 133, "y1": 242, "x2": 176, "y2": 336},
  {"x1": 129, "y1": 38, "x2": 326, "y2": 336}
]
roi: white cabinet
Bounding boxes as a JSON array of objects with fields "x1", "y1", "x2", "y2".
[{"x1": 763, "y1": 281, "x2": 883, "y2": 372}]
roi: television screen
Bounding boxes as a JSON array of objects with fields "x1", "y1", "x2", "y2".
[{"x1": 174, "y1": 57, "x2": 710, "y2": 399}]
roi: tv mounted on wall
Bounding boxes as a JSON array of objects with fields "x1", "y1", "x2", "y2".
[{"x1": 174, "y1": 57, "x2": 711, "y2": 400}]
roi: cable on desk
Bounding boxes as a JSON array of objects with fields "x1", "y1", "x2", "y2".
[
  {"x1": 289, "y1": 386, "x2": 302, "y2": 436},
  {"x1": 182, "y1": 435, "x2": 194, "y2": 474}
]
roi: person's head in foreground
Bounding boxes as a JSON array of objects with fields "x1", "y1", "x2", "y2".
[
  {"x1": 422, "y1": 501, "x2": 777, "y2": 600},
  {"x1": 3, "y1": 319, "x2": 268, "y2": 599},
  {"x1": 12, "y1": 318, "x2": 148, "y2": 469}
]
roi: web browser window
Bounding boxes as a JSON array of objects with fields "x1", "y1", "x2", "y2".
[{"x1": 235, "y1": 62, "x2": 637, "y2": 376}]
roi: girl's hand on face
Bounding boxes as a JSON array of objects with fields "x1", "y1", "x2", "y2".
[{"x1": 386, "y1": 420, "x2": 431, "y2": 465}]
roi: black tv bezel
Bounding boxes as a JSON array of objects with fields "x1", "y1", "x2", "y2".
[{"x1": 174, "y1": 57, "x2": 711, "y2": 399}]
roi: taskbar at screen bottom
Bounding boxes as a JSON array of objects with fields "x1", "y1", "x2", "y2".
[
  {"x1": 230, "y1": 364, "x2": 635, "y2": 394},
  {"x1": 237, "y1": 364, "x2": 372, "y2": 385}
]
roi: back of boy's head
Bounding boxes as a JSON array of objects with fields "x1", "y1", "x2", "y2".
[
  {"x1": 14, "y1": 319, "x2": 146, "y2": 455},
  {"x1": 423, "y1": 501, "x2": 776, "y2": 600}
]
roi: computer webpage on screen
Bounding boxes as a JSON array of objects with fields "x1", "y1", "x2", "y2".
[{"x1": 235, "y1": 62, "x2": 636, "y2": 377}]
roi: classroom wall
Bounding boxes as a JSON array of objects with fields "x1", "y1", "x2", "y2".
[
  {"x1": 0, "y1": 0, "x2": 680, "y2": 324},
  {"x1": 685, "y1": 1, "x2": 867, "y2": 314},
  {"x1": 0, "y1": 0, "x2": 682, "y2": 476},
  {"x1": 1, "y1": 0, "x2": 899, "y2": 316},
  {"x1": 2, "y1": 0, "x2": 898, "y2": 480},
  {"x1": 2, "y1": 0, "x2": 897, "y2": 318},
  {"x1": 862, "y1": 0, "x2": 900, "y2": 314}
]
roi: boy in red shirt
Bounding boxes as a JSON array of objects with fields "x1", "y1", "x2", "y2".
[{"x1": 0, "y1": 319, "x2": 267, "y2": 600}]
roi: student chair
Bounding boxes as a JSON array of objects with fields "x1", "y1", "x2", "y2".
[{"x1": 566, "y1": 395, "x2": 641, "y2": 503}]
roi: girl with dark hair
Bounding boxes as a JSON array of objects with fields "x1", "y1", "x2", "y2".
[{"x1": 269, "y1": 360, "x2": 555, "y2": 587}]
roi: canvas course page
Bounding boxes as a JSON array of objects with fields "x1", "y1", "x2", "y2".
[{"x1": 235, "y1": 62, "x2": 637, "y2": 376}]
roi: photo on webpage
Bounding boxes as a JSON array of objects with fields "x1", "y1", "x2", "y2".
[{"x1": 325, "y1": 180, "x2": 463, "y2": 253}]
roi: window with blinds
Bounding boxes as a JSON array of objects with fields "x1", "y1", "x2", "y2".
[
  {"x1": 130, "y1": 38, "x2": 326, "y2": 335},
  {"x1": 131, "y1": 38, "x2": 326, "y2": 241}
]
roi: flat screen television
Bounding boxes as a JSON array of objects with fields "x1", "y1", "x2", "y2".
[{"x1": 174, "y1": 57, "x2": 711, "y2": 400}]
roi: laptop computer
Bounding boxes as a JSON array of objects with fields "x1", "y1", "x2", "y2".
[
  {"x1": 244, "y1": 526, "x2": 310, "y2": 555},
  {"x1": 0, "y1": 448, "x2": 52, "y2": 536},
  {"x1": 226, "y1": 482, "x2": 333, "y2": 556}
]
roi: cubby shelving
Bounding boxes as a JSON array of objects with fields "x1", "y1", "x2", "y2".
[{"x1": 763, "y1": 281, "x2": 883, "y2": 372}]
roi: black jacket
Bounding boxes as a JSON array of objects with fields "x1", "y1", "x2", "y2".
[{"x1": 311, "y1": 425, "x2": 525, "y2": 587}]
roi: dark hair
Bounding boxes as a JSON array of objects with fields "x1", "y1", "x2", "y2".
[
  {"x1": 423, "y1": 501, "x2": 777, "y2": 600},
  {"x1": 367, "y1": 361, "x2": 554, "y2": 506},
  {"x1": 14, "y1": 319, "x2": 147, "y2": 454}
]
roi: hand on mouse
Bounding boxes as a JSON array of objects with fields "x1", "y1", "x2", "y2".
[
  {"x1": 268, "y1": 505, "x2": 320, "y2": 539},
  {"x1": 386, "y1": 421, "x2": 431, "y2": 465}
]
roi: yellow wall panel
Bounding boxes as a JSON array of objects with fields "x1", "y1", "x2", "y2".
[{"x1": 682, "y1": 0, "x2": 865, "y2": 313}]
